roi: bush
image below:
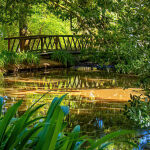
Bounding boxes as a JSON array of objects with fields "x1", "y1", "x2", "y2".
[
  {"x1": 0, "y1": 50, "x2": 40, "y2": 67},
  {"x1": 124, "y1": 94, "x2": 150, "y2": 128},
  {"x1": 51, "y1": 50, "x2": 75, "y2": 67},
  {"x1": 79, "y1": 44, "x2": 149, "y2": 75},
  {"x1": 18, "y1": 51, "x2": 40, "y2": 65}
]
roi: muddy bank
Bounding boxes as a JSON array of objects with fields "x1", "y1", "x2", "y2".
[{"x1": 1, "y1": 59, "x2": 64, "y2": 74}]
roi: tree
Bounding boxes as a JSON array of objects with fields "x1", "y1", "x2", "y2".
[
  {"x1": 0, "y1": 0, "x2": 149, "y2": 72},
  {"x1": 0, "y1": 0, "x2": 42, "y2": 36},
  {"x1": 46, "y1": 0, "x2": 149, "y2": 73}
]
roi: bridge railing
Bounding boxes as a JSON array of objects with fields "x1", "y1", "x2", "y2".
[{"x1": 4, "y1": 35, "x2": 93, "y2": 52}]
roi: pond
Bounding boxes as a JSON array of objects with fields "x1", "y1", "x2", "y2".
[{"x1": 0, "y1": 67, "x2": 146, "y2": 149}]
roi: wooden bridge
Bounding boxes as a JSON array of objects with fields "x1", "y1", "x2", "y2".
[{"x1": 4, "y1": 35, "x2": 95, "y2": 53}]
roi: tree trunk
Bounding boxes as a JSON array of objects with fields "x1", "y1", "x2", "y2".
[{"x1": 19, "y1": 3, "x2": 29, "y2": 51}]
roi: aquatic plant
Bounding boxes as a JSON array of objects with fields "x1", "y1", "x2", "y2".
[
  {"x1": 124, "y1": 94, "x2": 150, "y2": 128},
  {"x1": 0, "y1": 94, "x2": 137, "y2": 150}
]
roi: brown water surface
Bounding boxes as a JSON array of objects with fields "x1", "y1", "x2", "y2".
[{"x1": 0, "y1": 68, "x2": 142, "y2": 149}]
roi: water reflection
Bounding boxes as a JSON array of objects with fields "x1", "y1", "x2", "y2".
[
  {"x1": 134, "y1": 130, "x2": 150, "y2": 150},
  {"x1": 94, "y1": 118, "x2": 104, "y2": 129},
  {"x1": 0, "y1": 68, "x2": 144, "y2": 149}
]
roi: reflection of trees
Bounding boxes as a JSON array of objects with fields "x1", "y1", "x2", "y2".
[
  {"x1": 0, "y1": 70, "x2": 141, "y2": 149},
  {"x1": 65, "y1": 95, "x2": 130, "y2": 137},
  {"x1": 2, "y1": 69, "x2": 138, "y2": 119},
  {"x1": 137, "y1": 130, "x2": 150, "y2": 149},
  {"x1": 66, "y1": 111, "x2": 130, "y2": 137},
  {"x1": 6, "y1": 75, "x2": 137, "y2": 91},
  {"x1": 37, "y1": 73, "x2": 138, "y2": 89},
  {"x1": 4, "y1": 69, "x2": 138, "y2": 90}
]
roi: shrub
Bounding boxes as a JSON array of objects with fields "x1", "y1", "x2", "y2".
[
  {"x1": 51, "y1": 50, "x2": 75, "y2": 67},
  {"x1": 18, "y1": 51, "x2": 40, "y2": 65},
  {"x1": 0, "y1": 50, "x2": 40, "y2": 67},
  {"x1": 79, "y1": 45, "x2": 150, "y2": 75},
  {"x1": 124, "y1": 94, "x2": 150, "y2": 128}
]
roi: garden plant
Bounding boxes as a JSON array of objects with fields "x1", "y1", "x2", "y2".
[{"x1": 0, "y1": 95, "x2": 137, "y2": 150}]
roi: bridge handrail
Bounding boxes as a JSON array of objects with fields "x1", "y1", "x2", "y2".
[
  {"x1": 4, "y1": 35, "x2": 91, "y2": 40},
  {"x1": 4, "y1": 34, "x2": 94, "y2": 52}
]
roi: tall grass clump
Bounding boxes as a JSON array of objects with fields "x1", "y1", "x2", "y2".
[
  {"x1": 0, "y1": 50, "x2": 40, "y2": 68},
  {"x1": 0, "y1": 94, "x2": 138, "y2": 150},
  {"x1": 51, "y1": 50, "x2": 75, "y2": 67}
]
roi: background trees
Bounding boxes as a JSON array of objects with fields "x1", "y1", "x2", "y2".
[{"x1": 0, "y1": 0, "x2": 149, "y2": 74}]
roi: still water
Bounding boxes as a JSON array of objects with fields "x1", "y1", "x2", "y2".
[{"x1": 0, "y1": 68, "x2": 146, "y2": 149}]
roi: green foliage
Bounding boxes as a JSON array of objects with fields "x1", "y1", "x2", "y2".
[
  {"x1": 18, "y1": 51, "x2": 40, "y2": 65},
  {"x1": 88, "y1": 130, "x2": 137, "y2": 150},
  {"x1": 1, "y1": 0, "x2": 149, "y2": 75},
  {"x1": 51, "y1": 0, "x2": 149, "y2": 74},
  {"x1": 0, "y1": 95, "x2": 68, "y2": 150},
  {"x1": 124, "y1": 95, "x2": 150, "y2": 128},
  {"x1": 0, "y1": 50, "x2": 40, "y2": 68},
  {"x1": 0, "y1": 94, "x2": 137, "y2": 149},
  {"x1": 51, "y1": 50, "x2": 75, "y2": 67},
  {"x1": 0, "y1": 3, "x2": 72, "y2": 36},
  {"x1": 0, "y1": 3, "x2": 72, "y2": 53},
  {"x1": 0, "y1": 97, "x2": 43, "y2": 150},
  {"x1": 29, "y1": 5, "x2": 72, "y2": 35},
  {"x1": 80, "y1": 44, "x2": 150, "y2": 74}
]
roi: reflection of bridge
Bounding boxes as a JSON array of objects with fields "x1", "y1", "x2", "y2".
[
  {"x1": 4, "y1": 35, "x2": 96, "y2": 53},
  {"x1": 37, "y1": 76, "x2": 115, "y2": 89}
]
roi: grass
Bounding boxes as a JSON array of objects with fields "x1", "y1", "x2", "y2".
[
  {"x1": 51, "y1": 50, "x2": 76, "y2": 67},
  {"x1": 0, "y1": 50, "x2": 40, "y2": 68}
]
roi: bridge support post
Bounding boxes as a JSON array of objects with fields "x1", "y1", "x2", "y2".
[
  {"x1": 8, "y1": 39, "x2": 10, "y2": 51},
  {"x1": 54, "y1": 37, "x2": 59, "y2": 50},
  {"x1": 20, "y1": 39, "x2": 25, "y2": 51},
  {"x1": 41, "y1": 38, "x2": 43, "y2": 52}
]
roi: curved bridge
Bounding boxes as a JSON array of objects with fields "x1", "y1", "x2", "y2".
[{"x1": 4, "y1": 35, "x2": 95, "y2": 53}]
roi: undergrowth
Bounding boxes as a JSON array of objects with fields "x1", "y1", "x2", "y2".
[
  {"x1": 51, "y1": 50, "x2": 75, "y2": 67},
  {"x1": 124, "y1": 94, "x2": 150, "y2": 128},
  {"x1": 0, "y1": 50, "x2": 40, "y2": 68}
]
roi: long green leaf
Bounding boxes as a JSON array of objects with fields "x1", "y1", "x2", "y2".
[
  {"x1": 4, "y1": 104, "x2": 45, "y2": 149},
  {"x1": 46, "y1": 94, "x2": 67, "y2": 121},
  {"x1": 35, "y1": 106, "x2": 64, "y2": 150},
  {"x1": 60, "y1": 137, "x2": 70, "y2": 150},
  {"x1": 0, "y1": 101, "x2": 22, "y2": 143},
  {"x1": 25, "y1": 104, "x2": 45, "y2": 123},
  {"x1": 15, "y1": 125, "x2": 42, "y2": 150},
  {"x1": 4, "y1": 109, "x2": 29, "y2": 149},
  {"x1": 47, "y1": 107, "x2": 64, "y2": 150},
  {"x1": 88, "y1": 130, "x2": 136, "y2": 150},
  {"x1": 29, "y1": 91, "x2": 50, "y2": 109}
]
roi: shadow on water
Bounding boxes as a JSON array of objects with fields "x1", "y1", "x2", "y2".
[{"x1": 0, "y1": 68, "x2": 149, "y2": 149}]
